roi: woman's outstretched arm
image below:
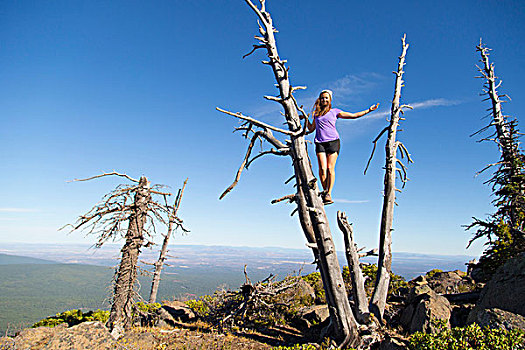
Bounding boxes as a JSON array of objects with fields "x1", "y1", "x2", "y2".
[{"x1": 338, "y1": 103, "x2": 379, "y2": 119}]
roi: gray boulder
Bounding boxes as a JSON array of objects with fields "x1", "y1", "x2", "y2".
[
  {"x1": 378, "y1": 335, "x2": 409, "y2": 350},
  {"x1": 401, "y1": 287, "x2": 452, "y2": 334},
  {"x1": 160, "y1": 300, "x2": 196, "y2": 323},
  {"x1": 469, "y1": 307, "x2": 525, "y2": 331},
  {"x1": 294, "y1": 305, "x2": 329, "y2": 329},
  {"x1": 426, "y1": 270, "x2": 476, "y2": 294},
  {"x1": 468, "y1": 253, "x2": 525, "y2": 325}
]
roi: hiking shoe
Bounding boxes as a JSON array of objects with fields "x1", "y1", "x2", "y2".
[{"x1": 323, "y1": 193, "x2": 334, "y2": 205}]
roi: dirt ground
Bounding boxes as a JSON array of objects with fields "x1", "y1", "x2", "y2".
[{"x1": 116, "y1": 323, "x2": 312, "y2": 350}]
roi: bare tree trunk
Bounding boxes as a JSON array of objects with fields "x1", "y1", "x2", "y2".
[
  {"x1": 242, "y1": 1, "x2": 359, "y2": 347},
  {"x1": 369, "y1": 36, "x2": 410, "y2": 321},
  {"x1": 337, "y1": 211, "x2": 369, "y2": 323},
  {"x1": 477, "y1": 43, "x2": 524, "y2": 232},
  {"x1": 149, "y1": 179, "x2": 187, "y2": 303},
  {"x1": 107, "y1": 176, "x2": 151, "y2": 337},
  {"x1": 148, "y1": 234, "x2": 169, "y2": 304}
]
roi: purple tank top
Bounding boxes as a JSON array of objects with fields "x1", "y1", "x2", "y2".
[{"x1": 314, "y1": 108, "x2": 342, "y2": 143}]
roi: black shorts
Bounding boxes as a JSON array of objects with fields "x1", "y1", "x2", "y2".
[{"x1": 315, "y1": 139, "x2": 340, "y2": 154}]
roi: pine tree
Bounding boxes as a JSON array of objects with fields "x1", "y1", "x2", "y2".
[{"x1": 467, "y1": 42, "x2": 525, "y2": 277}]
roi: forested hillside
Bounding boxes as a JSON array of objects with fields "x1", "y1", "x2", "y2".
[{"x1": 0, "y1": 255, "x2": 270, "y2": 333}]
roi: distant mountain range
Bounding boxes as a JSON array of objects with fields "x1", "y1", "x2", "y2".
[
  {"x1": 0, "y1": 242, "x2": 475, "y2": 280},
  {"x1": 0, "y1": 253, "x2": 55, "y2": 265}
]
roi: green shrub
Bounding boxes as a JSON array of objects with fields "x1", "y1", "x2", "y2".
[
  {"x1": 272, "y1": 345, "x2": 319, "y2": 350},
  {"x1": 425, "y1": 269, "x2": 443, "y2": 278},
  {"x1": 32, "y1": 309, "x2": 109, "y2": 328},
  {"x1": 134, "y1": 301, "x2": 161, "y2": 315},
  {"x1": 301, "y1": 272, "x2": 325, "y2": 302},
  {"x1": 409, "y1": 323, "x2": 525, "y2": 350},
  {"x1": 185, "y1": 297, "x2": 211, "y2": 317},
  {"x1": 84, "y1": 309, "x2": 109, "y2": 323}
]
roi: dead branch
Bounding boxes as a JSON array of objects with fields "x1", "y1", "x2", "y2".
[
  {"x1": 70, "y1": 171, "x2": 139, "y2": 183},
  {"x1": 364, "y1": 127, "x2": 388, "y2": 175},
  {"x1": 264, "y1": 95, "x2": 283, "y2": 103},
  {"x1": 243, "y1": 44, "x2": 266, "y2": 59},
  {"x1": 284, "y1": 175, "x2": 295, "y2": 184},
  {"x1": 358, "y1": 248, "x2": 379, "y2": 258},
  {"x1": 271, "y1": 194, "x2": 296, "y2": 204},
  {"x1": 397, "y1": 142, "x2": 413, "y2": 163},
  {"x1": 208, "y1": 268, "x2": 300, "y2": 331},
  {"x1": 475, "y1": 161, "x2": 504, "y2": 176},
  {"x1": 216, "y1": 107, "x2": 299, "y2": 136},
  {"x1": 245, "y1": 147, "x2": 290, "y2": 168},
  {"x1": 219, "y1": 131, "x2": 263, "y2": 200},
  {"x1": 150, "y1": 190, "x2": 172, "y2": 196}
]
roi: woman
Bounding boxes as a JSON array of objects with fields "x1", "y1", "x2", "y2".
[{"x1": 304, "y1": 90, "x2": 379, "y2": 205}]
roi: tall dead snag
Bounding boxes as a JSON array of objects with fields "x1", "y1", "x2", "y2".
[
  {"x1": 363, "y1": 35, "x2": 412, "y2": 321},
  {"x1": 218, "y1": 1, "x2": 359, "y2": 347},
  {"x1": 149, "y1": 179, "x2": 189, "y2": 303},
  {"x1": 467, "y1": 42, "x2": 525, "y2": 276},
  {"x1": 65, "y1": 172, "x2": 177, "y2": 337}
]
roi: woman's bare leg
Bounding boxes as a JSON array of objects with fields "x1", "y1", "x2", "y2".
[
  {"x1": 326, "y1": 152, "x2": 338, "y2": 196},
  {"x1": 316, "y1": 152, "x2": 328, "y2": 191}
]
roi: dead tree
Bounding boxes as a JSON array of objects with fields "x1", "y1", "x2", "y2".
[
  {"x1": 65, "y1": 172, "x2": 176, "y2": 337},
  {"x1": 149, "y1": 179, "x2": 189, "y2": 303},
  {"x1": 218, "y1": 1, "x2": 359, "y2": 347},
  {"x1": 341, "y1": 35, "x2": 412, "y2": 322},
  {"x1": 369, "y1": 35, "x2": 412, "y2": 320}
]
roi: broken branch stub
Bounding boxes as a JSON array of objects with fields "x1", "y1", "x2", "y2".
[{"x1": 337, "y1": 211, "x2": 370, "y2": 324}]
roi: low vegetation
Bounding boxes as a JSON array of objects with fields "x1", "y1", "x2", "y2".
[
  {"x1": 32, "y1": 309, "x2": 109, "y2": 328},
  {"x1": 408, "y1": 321, "x2": 525, "y2": 350}
]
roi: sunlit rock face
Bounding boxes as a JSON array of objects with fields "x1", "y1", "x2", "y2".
[{"x1": 468, "y1": 253, "x2": 525, "y2": 330}]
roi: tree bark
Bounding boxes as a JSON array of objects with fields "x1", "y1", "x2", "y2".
[
  {"x1": 107, "y1": 176, "x2": 151, "y2": 337},
  {"x1": 337, "y1": 211, "x2": 369, "y2": 323},
  {"x1": 149, "y1": 234, "x2": 169, "y2": 304},
  {"x1": 369, "y1": 36, "x2": 409, "y2": 321},
  {"x1": 243, "y1": 1, "x2": 360, "y2": 347}
]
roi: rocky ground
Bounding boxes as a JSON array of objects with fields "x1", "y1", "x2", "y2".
[{"x1": 0, "y1": 320, "x2": 315, "y2": 350}]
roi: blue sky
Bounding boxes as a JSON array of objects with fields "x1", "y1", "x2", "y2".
[{"x1": 1, "y1": 0, "x2": 524, "y2": 256}]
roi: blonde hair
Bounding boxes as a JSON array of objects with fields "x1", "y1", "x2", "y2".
[{"x1": 312, "y1": 90, "x2": 332, "y2": 117}]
